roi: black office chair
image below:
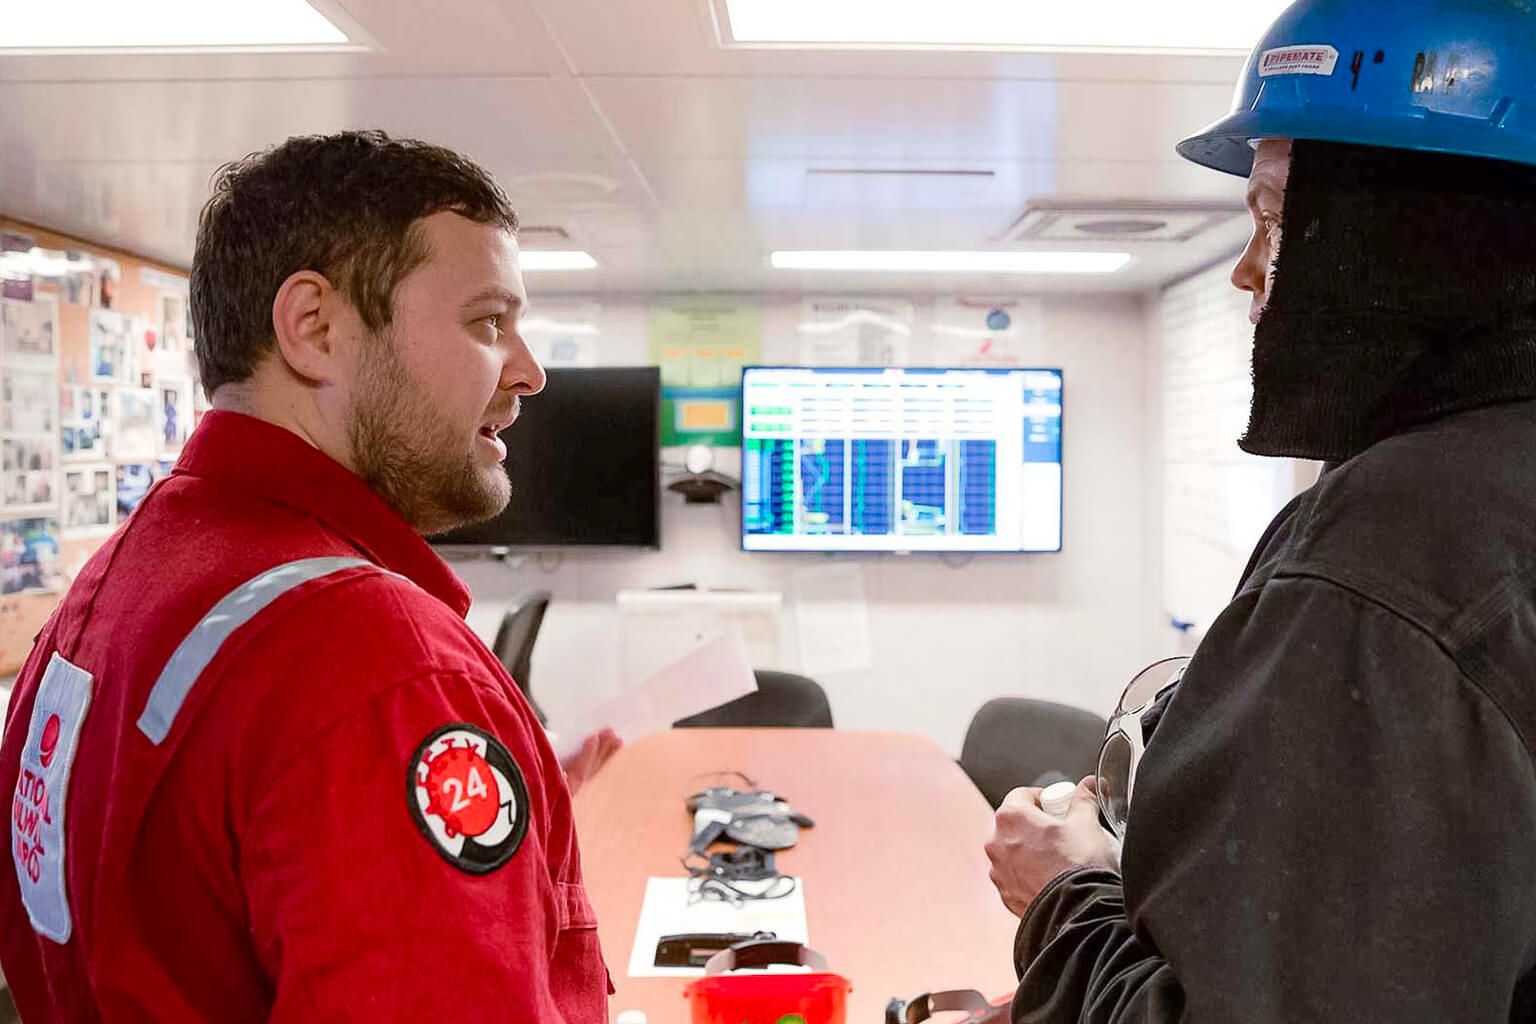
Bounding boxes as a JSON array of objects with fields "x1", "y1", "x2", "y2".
[
  {"x1": 491, "y1": 590, "x2": 552, "y2": 725},
  {"x1": 959, "y1": 699, "x2": 1107, "y2": 809},
  {"x1": 673, "y1": 670, "x2": 834, "y2": 729}
]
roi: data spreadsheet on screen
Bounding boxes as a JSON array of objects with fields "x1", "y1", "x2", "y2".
[{"x1": 741, "y1": 367, "x2": 1064, "y2": 553}]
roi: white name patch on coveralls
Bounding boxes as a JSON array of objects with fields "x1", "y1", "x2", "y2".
[{"x1": 12, "y1": 652, "x2": 93, "y2": 943}]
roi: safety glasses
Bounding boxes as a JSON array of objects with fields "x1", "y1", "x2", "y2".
[{"x1": 1097, "y1": 656, "x2": 1190, "y2": 839}]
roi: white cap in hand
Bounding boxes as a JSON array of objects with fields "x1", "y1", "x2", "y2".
[{"x1": 1039, "y1": 781, "x2": 1077, "y2": 817}]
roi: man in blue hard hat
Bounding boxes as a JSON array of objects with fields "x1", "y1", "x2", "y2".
[{"x1": 986, "y1": 2, "x2": 1536, "y2": 1020}]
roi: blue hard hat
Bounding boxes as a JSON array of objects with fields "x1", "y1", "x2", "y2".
[{"x1": 1178, "y1": 0, "x2": 1536, "y2": 177}]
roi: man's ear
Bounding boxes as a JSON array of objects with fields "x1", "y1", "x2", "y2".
[{"x1": 270, "y1": 270, "x2": 348, "y2": 384}]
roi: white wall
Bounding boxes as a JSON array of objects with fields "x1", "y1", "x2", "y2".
[
  {"x1": 1149, "y1": 262, "x2": 1319, "y2": 647},
  {"x1": 452, "y1": 294, "x2": 1174, "y2": 756}
]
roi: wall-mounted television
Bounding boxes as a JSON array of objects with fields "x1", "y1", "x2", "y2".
[
  {"x1": 740, "y1": 366, "x2": 1063, "y2": 553},
  {"x1": 431, "y1": 366, "x2": 661, "y2": 550}
]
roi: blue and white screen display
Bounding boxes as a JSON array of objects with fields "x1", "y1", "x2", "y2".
[{"x1": 741, "y1": 367, "x2": 1063, "y2": 553}]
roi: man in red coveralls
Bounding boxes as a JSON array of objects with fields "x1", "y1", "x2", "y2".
[{"x1": 0, "y1": 130, "x2": 619, "y2": 1021}]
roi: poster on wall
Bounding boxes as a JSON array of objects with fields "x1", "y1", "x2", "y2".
[
  {"x1": 90, "y1": 309, "x2": 138, "y2": 385},
  {"x1": 1, "y1": 295, "x2": 59, "y2": 361},
  {"x1": 158, "y1": 377, "x2": 193, "y2": 456},
  {"x1": 62, "y1": 464, "x2": 115, "y2": 538},
  {"x1": 522, "y1": 303, "x2": 600, "y2": 368},
  {"x1": 796, "y1": 298, "x2": 913, "y2": 367},
  {"x1": 0, "y1": 295, "x2": 61, "y2": 518},
  {"x1": 0, "y1": 517, "x2": 64, "y2": 596},
  {"x1": 61, "y1": 386, "x2": 113, "y2": 461},
  {"x1": 159, "y1": 291, "x2": 192, "y2": 353},
  {"x1": 932, "y1": 297, "x2": 1045, "y2": 367},
  {"x1": 3, "y1": 368, "x2": 58, "y2": 436},
  {"x1": 111, "y1": 388, "x2": 159, "y2": 461},
  {"x1": 647, "y1": 303, "x2": 761, "y2": 447},
  {"x1": 117, "y1": 463, "x2": 159, "y2": 519},
  {"x1": 2, "y1": 438, "x2": 56, "y2": 512},
  {"x1": 97, "y1": 259, "x2": 122, "y2": 311}
]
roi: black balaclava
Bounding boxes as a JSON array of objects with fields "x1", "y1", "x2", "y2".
[{"x1": 1240, "y1": 139, "x2": 1536, "y2": 462}]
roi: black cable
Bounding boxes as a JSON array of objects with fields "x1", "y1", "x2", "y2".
[{"x1": 686, "y1": 769, "x2": 758, "y2": 789}]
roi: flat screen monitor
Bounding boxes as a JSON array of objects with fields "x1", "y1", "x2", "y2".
[
  {"x1": 431, "y1": 366, "x2": 661, "y2": 550},
  {"x1": 741, "y1": 366, "x2": 1063, "y2": 553}
]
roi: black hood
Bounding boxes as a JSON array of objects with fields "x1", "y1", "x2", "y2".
[{"x1": 1240, "y1": 139, "x2": 1536, "y2": 462}]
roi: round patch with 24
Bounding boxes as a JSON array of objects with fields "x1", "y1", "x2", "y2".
[{"x1": 407, "y1": 723, "x2": 529, "y2": 874}]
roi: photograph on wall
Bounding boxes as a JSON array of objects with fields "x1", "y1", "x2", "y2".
[
  {"x1": 97, "y1": 259, "x2": 121, "y2": 311},
  {"x1": 0, "y1": 295, "x2": 59, "y2": 362},
  {"x1": 135, "y1": 315, "x2": 177, "y2": 388},
  {"x1": 111, "y1": 388, "x2": 159, "y2": 461},
  {"x1": 0, "y1": 517, "x2": 64, "y2": 596},
  {"x1": 62, "y1": 465, "x2": 114, "y2": 537},
  {"x1": 61, "y1": 421, "x2": 103, "y2": 460},
  {"x1": 159, "y1": 291, "x2": 191, "y2": 353},
  {"x1": 116, "y1": 462, "x2": 159, "y2": 518},
  {"x1": 90, "y1": 309, "x2": 137, "y2": 384},
  {"x1": 61, "y1": 385, "x2": 112, "y2": 460},
  {"x1": 2, "y1": 368, "x2": 58, "y2": 436},
  {"x1": 2, "y1": 438, "x2": 56, "y2": 514},
  {"x1": 158, "y1": 377, "x2": 192, "y2": 456}
]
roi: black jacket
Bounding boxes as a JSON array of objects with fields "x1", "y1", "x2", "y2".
[{"x1": 1013, "y1": 400, "x2": 1536, "y2": 1023}]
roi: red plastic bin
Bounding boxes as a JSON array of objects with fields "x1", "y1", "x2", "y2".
[{"x1": 685, "y1": 941, "x2": 852, "y2": 1024}]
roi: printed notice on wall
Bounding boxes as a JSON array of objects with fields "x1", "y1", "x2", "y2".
[
  {"x1": 797, "y1": 297, "x2": 913, "y2": 367},
  {"x1": 933, "y1": 297, "x2": 1044, "y2": 367},
  {"x1": 648, "y1": 303, "x2": 761, "y2": 447},
  {"x1": 791, "y1": 562, "x2": 872, "y2": 676}
]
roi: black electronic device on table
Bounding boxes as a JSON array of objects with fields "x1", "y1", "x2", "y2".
[
  {"x1": 685, "y1": 786, "x2": 815, "y2": 853},
  {"x1": 682, "y1": 781, "x2": 814, "y2": 905},
  {"x1": 654, "y1": 930, "x2": 777, "y2": 968},
  {"x1": 429, "y1": 366, "x2": 661, "y2": 550}
]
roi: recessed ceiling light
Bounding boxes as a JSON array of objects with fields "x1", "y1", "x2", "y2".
[
  {"x1": 0, "y1": 0, "x2": 361, "y2": 53},
  {"x1": 771, "y1": 251, "x2": 1131, "y2": 274},
  {"x1": 520, "y1": 251, "x2": 599, "y2": 272},
  {"x1": 719, "y1": 0, "x2": 1288, "y2": 53}
]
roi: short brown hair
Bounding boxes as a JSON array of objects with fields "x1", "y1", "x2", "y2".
[{"x1": 190, "y1": 130, "x2": 518, "y2": 395}]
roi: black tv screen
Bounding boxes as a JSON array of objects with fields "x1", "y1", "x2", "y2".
[{"x1": 431, "y1": 366, "x2": 661, "y2": 549}]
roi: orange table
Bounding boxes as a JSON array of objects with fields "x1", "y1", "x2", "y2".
[{"x1": 573, "y1": 729, "x2": 1021, "y2": 1022}]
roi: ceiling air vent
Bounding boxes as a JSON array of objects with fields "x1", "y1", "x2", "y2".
[
  {"x1": 517, "y1": 224, "x2": 573, "y2": 245},
  {"x1": 1003, "y1": 200, "x2": 1244, "y2": 244}
]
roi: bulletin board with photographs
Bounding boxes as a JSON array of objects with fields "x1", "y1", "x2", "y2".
[{"x1": 0, "y1": 218, "x2": 204, "y2": 676}]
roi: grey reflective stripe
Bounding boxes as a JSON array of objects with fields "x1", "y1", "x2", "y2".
[{"x1": 136, "y1": 557, "x2": 377, "y2": 745}]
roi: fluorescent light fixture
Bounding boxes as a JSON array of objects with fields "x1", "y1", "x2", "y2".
[
  {"x1": 519, "y1": 251, "x2": 599, "y2": 272},
  {"x1": 720, "y1": 0, "x2": 1289, "y2": 53},
  {"x1": 0, "y1": 0, "x2": 357, "y2": 53},
  {"x1": 772, "y1": 251, "x2": 1131, "y2": 275}
]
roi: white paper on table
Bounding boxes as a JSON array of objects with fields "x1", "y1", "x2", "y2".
[
  {"x1": 791, "y1": 563, "x2": 872, "y2": 676},
  {"x1": 554, "y1": 627, "x2": 758, "y2": 759},
  {"x1": 627, "y1": 876, "x2": 810, "y2": 978}
]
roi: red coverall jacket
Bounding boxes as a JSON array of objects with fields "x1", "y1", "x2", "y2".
[{"x1": 0, "y1": 410, "x2": 610, "y2": 1022}]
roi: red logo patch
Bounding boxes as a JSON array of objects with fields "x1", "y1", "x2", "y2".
[
  {"x1": 422, "y1": 744, "x2": 500, "y2": 839},
  {"x1": 38, "y1": 715, "x2": 61, "y2": 769},
  {"x1": 408, "y1": 723, "x2": 528, "y2": 874}
]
